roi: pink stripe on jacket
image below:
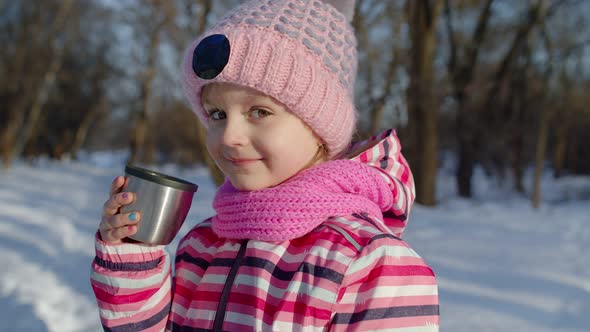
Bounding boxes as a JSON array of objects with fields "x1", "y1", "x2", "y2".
[{"x1": 91, "y1": 129, "x2": 439, "y2": 331}]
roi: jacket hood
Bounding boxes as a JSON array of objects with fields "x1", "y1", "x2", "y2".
[{"x1": 346, "y1": 129, "x2": 415, "y2": 238}]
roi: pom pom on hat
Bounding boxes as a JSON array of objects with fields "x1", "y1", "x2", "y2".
[{"x1": 182, "y1": 0, "x2": 358, "y2": 157}]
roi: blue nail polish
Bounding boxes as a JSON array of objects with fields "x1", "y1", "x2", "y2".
[{"x1": 129, "y1": 213, "x2": 137, "y2": 221}]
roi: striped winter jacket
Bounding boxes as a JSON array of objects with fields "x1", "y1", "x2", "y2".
[{"x1": 91, "y1": 129, "x2": 439, "y2": 331}]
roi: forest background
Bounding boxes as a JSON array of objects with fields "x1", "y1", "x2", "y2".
[{"x1": 2, "y1": 0, "x2": 589, "y2": 207}]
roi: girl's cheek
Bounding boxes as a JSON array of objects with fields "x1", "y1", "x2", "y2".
[
  {"x1": 205, "y1": 130, "x2": 221, "y2": 154},
  {"x1": 206, "y1": 125, "x2": 223, "y2": 142}
]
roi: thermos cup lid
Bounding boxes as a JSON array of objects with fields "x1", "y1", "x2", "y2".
[{"x1": 125, "y1": 165, "x2": 198, "y2": 192}]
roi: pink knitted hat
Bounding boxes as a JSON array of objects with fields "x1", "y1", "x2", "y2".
[{"x1": 181, "y1": 0, "x2": 358, "y2": 157}]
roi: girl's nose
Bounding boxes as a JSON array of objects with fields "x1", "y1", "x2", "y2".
[{"x1": 221, "y1": 117, "x2": 249, "y2": 147}]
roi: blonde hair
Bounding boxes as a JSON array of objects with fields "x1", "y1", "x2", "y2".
[{"x1": 301, "y1": 143, "x2": 329, "y2": 170}]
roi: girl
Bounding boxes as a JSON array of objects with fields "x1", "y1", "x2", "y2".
[{"x1": 91, "y1": 0, "x2": 439, "y2": 331}]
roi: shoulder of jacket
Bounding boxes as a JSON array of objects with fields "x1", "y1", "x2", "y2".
[
  {"x1": 318, "y1": 213, "x2": 404, "y2": 254},
  {"x1": 179, "y1": 218, "x2": 218, "y2": 244}
]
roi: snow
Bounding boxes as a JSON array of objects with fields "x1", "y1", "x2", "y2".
[{"x1": 0, "y1": 155, "x2": 588, "y2": 331}]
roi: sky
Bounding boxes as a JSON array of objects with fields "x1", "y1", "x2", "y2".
[{"x1": 0, "y1": 153, "x2": 588, "y2": 331}]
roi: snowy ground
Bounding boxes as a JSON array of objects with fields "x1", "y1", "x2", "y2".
[{"x1": 0, "y1": 154, "x2": 588, "y2": 332}]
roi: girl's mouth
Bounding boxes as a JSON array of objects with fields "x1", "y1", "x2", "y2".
[{"x1": 227, "y1": 157, "x2": 262, "y2": 165}]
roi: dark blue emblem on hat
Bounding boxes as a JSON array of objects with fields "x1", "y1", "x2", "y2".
[{"x1": 192, "y1": 34, "x2": 231, "y2": 80}]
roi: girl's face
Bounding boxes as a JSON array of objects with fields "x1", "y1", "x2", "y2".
[{"x1": 202, "y1": 83, "x2": 324, "y2": 191}]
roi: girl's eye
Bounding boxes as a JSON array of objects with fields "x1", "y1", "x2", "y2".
[
  {"x1": 250, "y1": 108, "x2": 272, "y2": 119},
  {"x1": 207, "y1": 109, "x2": 226, "y2": 121}
]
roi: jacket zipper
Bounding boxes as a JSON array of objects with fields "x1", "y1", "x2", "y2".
[{"x1": 212, "y1": 239, "x2": 248, "y2": 331}]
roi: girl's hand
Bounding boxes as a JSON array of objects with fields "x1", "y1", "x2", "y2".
[{"x1": 98, "y1": 176, "x2": 141, "y2": 244}]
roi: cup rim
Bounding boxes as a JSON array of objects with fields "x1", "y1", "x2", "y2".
[{"x1": 125, "y1": 165, "x2": 199, "y2": 192}]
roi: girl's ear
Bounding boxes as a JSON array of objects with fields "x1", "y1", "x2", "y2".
[{"x1": 322, "y1": 0, "x2": 356, "y2": 22}]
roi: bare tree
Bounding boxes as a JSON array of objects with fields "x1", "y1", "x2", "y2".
[
  {"x1": 405, "y1": 0, "x2": 443, "y2": 206},
  {"x1": 552, "y1": 36, "x2": 590, "y2": 178},
  {"x1": 2, "y1": 0, "x2": 74, "y2": 169},
  {"x1": 444, "y1": 0, "x2": 494, "y2": 197},
  {"x1": 70, "y1": 47, "x2": 112, "y2": 160},
  {"x1": 352, "y1": 1, "x2": 405, "y2": 136},
  {"x1": 127, "y1": 0, "x2": 177, "y2": 165},
  {"x1": 369, "y1": 7, "x2": 404, "y2": 135}
]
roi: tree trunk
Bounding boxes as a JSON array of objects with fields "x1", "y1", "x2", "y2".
[
  {"x1": 456, "y1": 124, "x2": 475, "y2": 197},
  {"x1": 1, "y1": 97, "x2": 28, "y2": 170},
  {"x1": 532, "y1": 108, "x2": 550, "y2": 208},
  {"x1": 567, "y1": 131, "x2": 578, "y2": 173},
  {"x1": 553, "y1": 117, "x2": 568, "y2": 178},
  {"x1": 454, "y1": 88, "x2": 477, "y2": 197},
  {"x1": 128, "y1": 105, "x2": 150, "y2": 165},
  {"x1": 531, "y1": 14, "x2": 554, "y2": 207},
  {"x1": 553, "y1": 67, "x2": 573, "y2": 178},
  {"x1": 510, "y1": 57, "x2": 529, "y2": 194},
  {"x1": 406, "y1": 0, "x2": 442, "y2": 206},
  {"x1": 512, "y1": 134, "x2": 525, "y2": 194}
]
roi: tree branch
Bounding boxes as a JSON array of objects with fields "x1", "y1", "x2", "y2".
[
  {"x1": 490, "y1": 1, "x2": 544, "y2": 95},
  {"x1": 443, "y1": 0, "x2": 457, "y2": 74},
  {"x1": 465, "y1": 0, "x2": 494, "y2": 72}
]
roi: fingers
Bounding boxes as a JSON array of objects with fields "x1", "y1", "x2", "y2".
[
  {"x1": 109, "y1": 176, "x2": 127, "y2": 196},
  {"x1": 103, "y1": 191, "x2": 135, "y2": 216},
  {"x1": 99, "y1": 212, "x2": 141, "y2": 243},
  {"x1": 99, "y1": 176, "x2": 140, "y2": 244},
  {"x1": 100, "y1": 224, "x2": 139, "y2": 244},
  {"x1": 99, "y1": 211, "x2": 141, "y2": 231}
]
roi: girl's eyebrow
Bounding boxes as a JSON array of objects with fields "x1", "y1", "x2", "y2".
[
  {"x1": 201, "y1": 97, "x2": 215, "y2": 107},
  {"x1": 201, "y1": 94, "x2": 213, "y2": 106},
  {"x1": 244, "y1": 93, "x2": 286, "y2": 109},
  {"x1": 242, "y1": 92, "x2": 271, "y2": 102}
]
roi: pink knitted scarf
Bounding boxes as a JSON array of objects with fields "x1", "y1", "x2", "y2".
[{"x1": 211, "y1": 159, "x2": 393, "y2": 241}]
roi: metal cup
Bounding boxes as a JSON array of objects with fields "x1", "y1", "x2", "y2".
[{"x1": 120, "y1": 165, "x2": 198, "y2": 245}]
